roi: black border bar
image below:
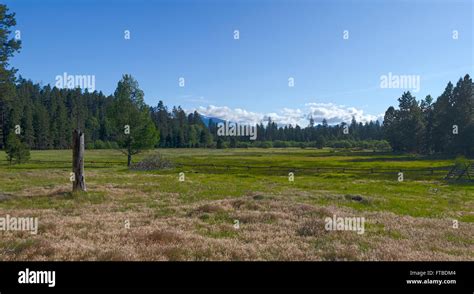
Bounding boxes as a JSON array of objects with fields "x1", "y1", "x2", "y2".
[{"x1": 0, "y1": 261, "x2": 473, "y2": 289}]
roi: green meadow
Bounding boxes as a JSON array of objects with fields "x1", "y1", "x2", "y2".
[{"x1": 0, "y1": 148, "x2": 472, "y2": 261}]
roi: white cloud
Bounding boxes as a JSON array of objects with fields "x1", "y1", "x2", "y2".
[
  {"x1": 192, "y1": 103, "x2": 383, "y2": 127},
  {"x1": 305, "y1": 103, "x2": 383, "y2": 124},
  {"x1": 195, "y1": 105, "x2": 263, "y2": 124}
]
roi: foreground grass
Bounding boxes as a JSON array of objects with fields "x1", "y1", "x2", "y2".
[{"x1": 0, "y1": 148, "x2": 472, "y2": 260}]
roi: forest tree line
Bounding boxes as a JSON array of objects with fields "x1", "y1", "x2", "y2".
[
  {"x1": 2, "y1": 76, "x2": 384, "y2": 150},
  {"x1": 2, "y1": 76, "x2": 387, "y2": 149},
  {"x1": 0, "y1": 73, "x2": 472, "y2": 157}
]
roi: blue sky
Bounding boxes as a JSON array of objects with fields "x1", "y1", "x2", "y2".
[{"x1": 5, "y1": 0, "x2": 473, "y2": 126}]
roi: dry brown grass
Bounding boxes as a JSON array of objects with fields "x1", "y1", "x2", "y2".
[
  {"x1": 0, "y1": 184, "x2": 472, "y2": 261},
  {"x1": 17, "y1": 185, "x2": 70, "y2": 197}
]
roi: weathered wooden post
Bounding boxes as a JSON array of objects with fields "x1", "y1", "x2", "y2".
[{"x1": 72, "y1": 129, "x2": 86, "y2": 192}]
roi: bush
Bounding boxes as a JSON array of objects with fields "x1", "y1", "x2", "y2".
[
  {"x1": 236, "y1": 141, "x2": 250, "y2": 148},
  {"x1": 454, "y1": 155, "x2": 470, "y2": 169},
  {"x1": 330, "y1": 140, "x2": 352, "y2": 149},
  {"x1": 288, "y1": 141, "x2": 302, "y2": 147},
  {"x1": 254, "y1": 141, "x2": 273, "y2": 148},
  {"x1": 216, "y1": 138, "x2": 224, "y2": 149},
  {"x1": 374, "y1": 140, "x2": 392, "y2": 151},
  {"x1": 314, "y1": 137, "x2": 325, "y2": 149},
  {"x1": 94, "y1": 140, "x2": 107, "y2": 149},
  {"x1": 208, "y1": 141, "x2": 217, "y2": 149},
  {"x1": 130, "y1": 153, "x2": 174, "y2": 170},
  {"x1": 325, "y1": 139, "x2": 391, "y2": 151},
  {"x1": 273, "y1": 140, "x2": 290, "y2": 148},
  {"x1": 221, "y1": 141, "x2": 230, "y2": 148},
  {"x1": 5, "y1": 133, "x2": 30, "y2": 164},
  {"x1": 108, "y1": 141, "x2": 119, "y2": 149}
]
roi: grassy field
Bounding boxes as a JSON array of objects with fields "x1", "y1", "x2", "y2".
[{"x1": 0, "y1": 148, "x2": 472, "y2": 261}]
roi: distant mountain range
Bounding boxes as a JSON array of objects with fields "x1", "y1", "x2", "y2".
[{"x1": 199, "y1": 115, "x2": 227, "y2": 126}]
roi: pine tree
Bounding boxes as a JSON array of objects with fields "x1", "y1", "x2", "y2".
[
  {"x1": 432, "y1": 82, "x2": 454, "y2": 153},
  {"x1": 33, "y1": 103, "x2": 50, "y2": 149},
  {"x1": 451, "y1": 75, "x2": 473, "y2": 155},
  {"x1": 56, "y1": 97, "x2": 70, "y2": 148},
  {"x1": 420, "y1": 95, "x2": 434, "y2": 153},
  {"x1": 5, "y1": 132, "x2": 30, "y2": 164},
  {"x1": 21, "y1": 104, "x2": 35, "y2": 148},
  {"x1": 0, "y1": 4, "x2": 21, "y2": 149},
  {"x1": 108, "y1": 75, "x2": 159, "y2": 166},
  {"x1": 392, "y1": 92, "x2": 425, "y2": 152}
]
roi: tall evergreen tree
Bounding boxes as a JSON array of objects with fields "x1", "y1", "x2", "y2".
[
  {"x1": 108, "y1": 75, "x2": 159, "y2": 166},
  {"x1": 451, "y1": 75, "x2": 473, "y2": 155},
  {"x1": 432, "y1": 82, "x2": 454, "y2": 153},
  {"x1": 0, "y1": 4, "x2": 21, "y2": 148}
]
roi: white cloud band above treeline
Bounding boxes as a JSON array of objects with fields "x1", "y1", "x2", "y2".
[{"x1": 192, "y1": 103, "x2": 383, "y2": 127}]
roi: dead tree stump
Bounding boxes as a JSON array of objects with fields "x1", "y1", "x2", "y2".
[{"x1": 72, "y1": 129, "x2": 86, "y2": 192}]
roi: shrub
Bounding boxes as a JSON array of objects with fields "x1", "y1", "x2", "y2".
[
  {"x1": 236, "y1": 141, "x2": 250, "y2": 148},
  {"x1": 130, "y1": 153, "x2": 173, "y2": 170},
  {"x1": 314, "y1": 137, "x2": 325, "y2": 149},
  {"x1": 221, "y1": 141, "x2": 230, "y2": 148},
  {"x1": 5, "y1": 133, "x2": 30, "y2": 164},
  {"x1": 216, "y1": 138, "x2": 224, "y2": 149},
  {"x1": 208, "y1": 141, "x2": 217, "y2": 149},
  {"x1": 273, "y1": 140, "x2": 290, "y2": 148},
  {"x1": 454, "y1": 155, "x2": 469, "y2": 169},
  {"x1": 374, "y1": 140, "x2": 392, "y2": 151},
  {"x1": 94, "y1": 140, "x2": 107, "y2": 149},
  {"x1": 288, "y1": 141, "x2": 302, "y2": 147},
  {"x1": 254, "y1": 141, "x2": 273, "y2": 148},
  {"x1": 108, "y1": 141, "x2": 119, "y2": 149},
  {"x1": 330, "y1": 140, "x2": 352, "y2": 149}
]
